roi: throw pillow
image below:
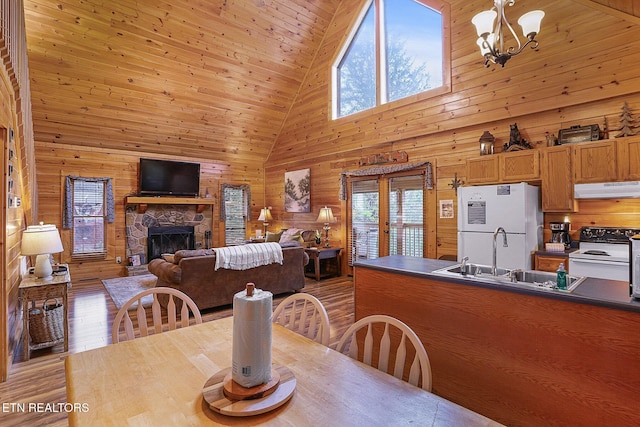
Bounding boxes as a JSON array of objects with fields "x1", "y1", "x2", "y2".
[
  {"x1": 265, "y1": 230, "x2": 283, "y2": 242},
  {"x1": 161, "y1": 253, "x2": 175, "y2": 263},
  {"x1": 279, "y1": 228, "x2": 303, "y2": 243}
]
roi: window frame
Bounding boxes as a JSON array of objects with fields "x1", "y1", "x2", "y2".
[
  {"x1": 221, "y1": 184, "x2": 251, "y2": 245},
  {"x1": 70, "y1": 178, "x2": 108, "y2": 261},
  {"x1": 331, "y1": 0, "x2": 451, "y2": 120}
]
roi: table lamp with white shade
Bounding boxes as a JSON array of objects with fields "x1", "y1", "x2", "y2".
[
  {"x1": 316, "y1": 206, "x2": 337, "y2": 248},
  {"x1": 21, "y1": 222, "x2": 64, "y2": 279}
]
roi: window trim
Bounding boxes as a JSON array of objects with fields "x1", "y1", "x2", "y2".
[
  {"x1": 331, "y1": 0, "x2": 451, "y2": 120},
  {"x1": 62, "y1": 175, "x2": 115, "y2": 262}
]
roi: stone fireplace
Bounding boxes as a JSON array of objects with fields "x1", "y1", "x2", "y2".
[{"x1": 125, "y1": 203, "x2": 213, "y2": 264}]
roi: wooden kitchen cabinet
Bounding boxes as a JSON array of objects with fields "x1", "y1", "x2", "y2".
[
  {"x1": 617, "y1": 135, "x2": 640, "y2": 180},
  {"x1": 534, "y1": 253, "x2": 569, "y2": 273},
  {"x1": 466, "y1": 149, "x2": 539, "y2": 185},
  {"x1": 573, "y1": 140, "x2": 617, "y2": 183},
  {"x1": 500, "y1": 149, "x2": 539, "y2": 182},
  {"x1": 541, "y1": 145, "x2": 578, "y2": 212},
  {"x1": 466, "y1": 156, "x2": 499, "y2": 184}
]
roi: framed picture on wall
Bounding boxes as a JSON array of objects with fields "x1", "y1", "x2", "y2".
[{"x1": 284, "y1": 168, "x2": 310, "y2": 213}]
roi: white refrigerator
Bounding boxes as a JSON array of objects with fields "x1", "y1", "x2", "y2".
[{"x1": 457, "y1": 182, "x2": 543, "y2": 270}]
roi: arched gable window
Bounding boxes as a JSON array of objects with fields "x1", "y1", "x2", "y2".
[{"x1": 332, "y1": 0, "x2": 450, "y2": 119}]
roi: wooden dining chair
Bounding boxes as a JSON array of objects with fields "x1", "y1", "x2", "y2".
[
  {"x1": 273, "y1": 293, "x2": 331, "y2": 346},
  {"x1": 111, "y1": 287, "x2": 203, "y2": 344},
  {"x1": 336, "y1": 314, "x2": 432, "y2": 391}
]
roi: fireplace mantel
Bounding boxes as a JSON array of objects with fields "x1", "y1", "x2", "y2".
[{"x1": 125, "y1": 196, "x2": 215, "y2": 213}]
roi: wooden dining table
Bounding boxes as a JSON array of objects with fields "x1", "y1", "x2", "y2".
[{"x1": 65, "y1": 316, "x2": 503, "y2": 426}]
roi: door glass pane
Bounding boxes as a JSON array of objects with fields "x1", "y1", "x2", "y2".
[
  {"x1": 389, "y1": 175, "x2": 423, "y2": 257},
  {"x1": 350, "y1": 179, "x2": 379, "y2": 265}
]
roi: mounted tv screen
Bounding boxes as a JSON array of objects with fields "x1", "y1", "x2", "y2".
[{"x1": 139, "y1": 158, "x2": 200, "y2": 197}]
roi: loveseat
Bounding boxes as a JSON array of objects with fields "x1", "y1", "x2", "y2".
[{"x1": 147, "y1": 244, "x2": 309, "y2": 311}]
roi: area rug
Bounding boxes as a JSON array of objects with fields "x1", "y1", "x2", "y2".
[{"x1": 102, "y1": 274, "x2": 157, "y2": 310}]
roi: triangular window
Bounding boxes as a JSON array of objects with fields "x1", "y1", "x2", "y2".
[{"x1": 333, "y1": 0, "x2": 450, "y2": 119}]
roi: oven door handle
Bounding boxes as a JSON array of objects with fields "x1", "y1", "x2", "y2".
[{"x1": 569, "y1": 258, "x2": 628, "y2": 266}]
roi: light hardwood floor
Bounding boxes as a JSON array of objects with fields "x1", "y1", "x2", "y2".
[{"x1": 0, "y1": 275, "x2": 354, "y2": 427}]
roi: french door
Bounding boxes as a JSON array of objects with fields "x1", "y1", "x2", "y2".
[{"x1": 348, "y1": 172, "x2": 425, "y2": 271}]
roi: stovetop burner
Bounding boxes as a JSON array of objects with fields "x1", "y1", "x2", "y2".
[{"x1": 582, "y1": 249, "x2": 609, "y2": 256}]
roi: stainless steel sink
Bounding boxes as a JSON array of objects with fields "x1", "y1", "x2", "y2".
[{"x1": 431, "y1": 263, "x2": 586, "y2": 292}]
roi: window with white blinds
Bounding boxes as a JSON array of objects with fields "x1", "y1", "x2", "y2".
[
  {"x1": 223, "y1": 186, "x2": 247, "y2": 245},
  {"x1": 71, "y1": 179, "x2": 107, "y2": 259}
]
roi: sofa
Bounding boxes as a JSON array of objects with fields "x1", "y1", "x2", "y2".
[{"x1": 147, "y1": 244, "x2": 309, "y2": 311}]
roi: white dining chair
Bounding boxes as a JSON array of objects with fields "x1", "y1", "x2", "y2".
[
  {"x1": 112, "y1": 287, "x2": 202, "y2": 343},
  {"x1": 273, "y1": 293, "x2": 330, "y2": 346},
  {"x1": 336, "y1": 314, "x2": 432, "y2": 391}
]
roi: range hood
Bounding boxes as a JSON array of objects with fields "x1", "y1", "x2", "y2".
[{"x1": 574, "y1": 181, "x2": 640, "y2": 199}]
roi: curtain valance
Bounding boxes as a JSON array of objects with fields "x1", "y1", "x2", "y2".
[{"x1": 339, "y1": 161, "x2": 433, "y2": 200}]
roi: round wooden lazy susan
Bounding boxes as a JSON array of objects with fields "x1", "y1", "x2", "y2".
[{"x1": 203, "y1": 365, "x2": 296, "y2": 417}]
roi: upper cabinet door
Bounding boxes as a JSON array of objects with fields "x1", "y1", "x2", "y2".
[
  {"x1": 573, "y1": 140, "x2": 618, "y2": 183},
  {"x1": 617, "y1": 135, "x2": 640, "y2": 181},
  {"x1": 541, "y1": 145, "x2": 577, "y2": 212},
  {"x1": 500, "y1": 150, "x2": 540, "y2": 182},
  {"x1": 466, "y1": 156, "x2": 499, "y2": 184}
]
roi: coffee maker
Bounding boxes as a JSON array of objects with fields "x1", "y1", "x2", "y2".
[{"x1": 550, "y1": 222, "x2": 571, "y2": 248}]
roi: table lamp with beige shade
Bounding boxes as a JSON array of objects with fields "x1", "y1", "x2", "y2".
[
  {"x1": 258, "y1": 207, "x2": 273, "y2": 236},
  {"x1": 21, "y1": 222, "x2": 64, "y2": 279},
  {"x1": 316, "y1": 206, "x2": 337, "y2": 248}
]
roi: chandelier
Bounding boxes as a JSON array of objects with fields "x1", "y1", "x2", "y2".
[{"x1": 472, "y1": 0, "x2": 544, "y2": 68}]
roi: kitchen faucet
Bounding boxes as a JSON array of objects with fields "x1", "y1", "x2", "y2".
[{"x1": 492, "y1": 227, "x2": 508, "y2": 276}]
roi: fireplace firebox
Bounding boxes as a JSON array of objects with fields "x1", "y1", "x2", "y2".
[{"x1": 147, "y1": 226, "x2": 195, "y2": 261}]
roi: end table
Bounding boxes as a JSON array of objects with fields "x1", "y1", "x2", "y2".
[
  {"x1": 19, "y1": 268, "x2": 71, "y2": 360},
  {"x1": 304, "y1": 247, "x2": 343, "y2": 281}
]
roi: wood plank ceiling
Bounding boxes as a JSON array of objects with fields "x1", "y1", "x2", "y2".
[
  {"x1": 23, "y1": 0, "x2": 340, "y2": 163},
  {"x1": 22, "y1": 0, "x2": 636, "y2": 165}
]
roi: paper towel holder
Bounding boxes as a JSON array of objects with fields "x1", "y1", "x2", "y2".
[{"x1": 246, "y1": 282, "x2": 255, "y2": 297}]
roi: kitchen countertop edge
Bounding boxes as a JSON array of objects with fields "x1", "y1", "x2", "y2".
[{"x1": 354, "y1": 255, "x2": 640, "y2": 313}]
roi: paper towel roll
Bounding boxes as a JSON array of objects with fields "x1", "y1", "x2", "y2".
[{"x1": 232, "y1": 283, "x2": 273, "y2": 388}]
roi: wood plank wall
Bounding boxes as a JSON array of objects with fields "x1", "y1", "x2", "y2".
[
  {"x1": 35, "y1": 143, "x2": 266, "y2": 281},
  {"x1": 266, "y1": 0, "x2": 640, "y2": 258},
  {"x1": 1, "y1": 0, "x2": 35, "y2": 382}
]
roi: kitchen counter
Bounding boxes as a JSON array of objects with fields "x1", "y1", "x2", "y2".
[
  {"x1": 354, "y1": 255, "x2": 640, "y2": 312},
  {"x1": 353, "y1": 255, "x2": 640, "y2": 427}
]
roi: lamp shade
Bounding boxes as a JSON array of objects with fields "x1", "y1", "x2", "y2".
[
  {"x1": 21, "y1": 223, "x2": 64, "y2": 255},
  {"x1": 258, "y1": 207, "x2": 273, "y2": 222},
  {"x1": 21, "y1": 223, "x2": 64, "y2": 279},
  {"x1": 471, "y1": 10, "x2": 496, "y2": 37},
  {"x1": 518, "y1": 10, "x2": 544, "y2": 38},
  {"x1": 316, "y1": 207, "x2": 336, "y2": 224}
]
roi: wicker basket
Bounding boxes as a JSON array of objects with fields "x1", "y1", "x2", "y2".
[{"x1": 29, "y1": 298, "x2": 64, "y2": 344}]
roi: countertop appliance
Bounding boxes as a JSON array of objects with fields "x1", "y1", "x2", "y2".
[
  {"x1": 569, "y1": 227, "x2": 640, "y2": 282},
  {"x1": 550, "y1": 221, "x2": 571, "y2": 248},
  {"x1": 630, "y1": 235, "x2": 640, "y2": 298},
  {"x1": 457, "y1": 183, "x2": 542, "y2": 270}
]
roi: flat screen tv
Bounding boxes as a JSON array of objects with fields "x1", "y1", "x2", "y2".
[{"x1": 138, "y1": 158, "x2": 200, "y2": 197}]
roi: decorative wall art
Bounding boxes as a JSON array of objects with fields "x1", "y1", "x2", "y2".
[
  {"x1": 284, "y1": 168, "x2": 310, "y2": 213},
  {"x1": 439, "y1": 200, "x2": 454, "y2": 219}
]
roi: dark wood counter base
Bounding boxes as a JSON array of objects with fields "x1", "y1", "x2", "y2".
[{"x1": 354, "y1": 261, "x2": 640, "y2": 427}]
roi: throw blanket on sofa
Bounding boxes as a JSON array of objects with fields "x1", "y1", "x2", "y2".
[{"x1": 213, "y1": 242, "x2": 284, "y2": 271}]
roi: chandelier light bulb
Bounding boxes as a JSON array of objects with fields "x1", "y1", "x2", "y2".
[{"x1": 518, "y1": 10, "x2": 545, "y2": 39}]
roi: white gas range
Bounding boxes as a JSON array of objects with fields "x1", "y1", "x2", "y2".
[{"x1": 569, "y1": 227, "x2": 640, "y2": 281}]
